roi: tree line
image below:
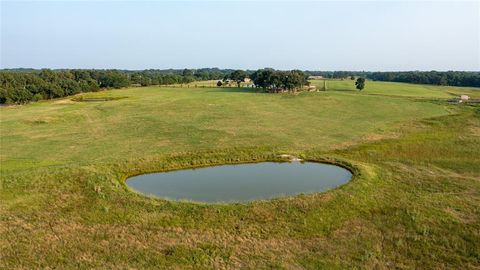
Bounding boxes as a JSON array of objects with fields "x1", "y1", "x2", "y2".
[
  {"x1": 367, "y1": 71, "x2": 480, "y2": 87},
  {"x1": 0, "y1": 69, "x2": 233, "y2": 104},
  {"x1": 1, "y1": 68, "x2": 478, "y2": 104},
  {"x1": 218, "y1": 69, "x2": 310, "y2": 92},
  {"x1": 0, "y1": 68, "x2": 311, "y2": 104}
]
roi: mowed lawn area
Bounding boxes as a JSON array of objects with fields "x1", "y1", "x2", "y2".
[{"x1": 1, "y1": 81, "x2": 479, "y2": 269}]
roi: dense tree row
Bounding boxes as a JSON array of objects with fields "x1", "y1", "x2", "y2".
[
  {"x1": 250, "y1": 69, "x2": 310, "y2": 92},
  {"x1": 305, "y1": 71, "x2": 367, "y2": 79},
  {"x1": 367, "y1": 71, "x2": 480, "y2": 87},
  {"x1": 128, "y1": 68, "x2": 235, "y2": 86},
  {"x1": 305, "y1": 70, "x2": 480, "y2": 87},
  {"x1": 1, "y1": 68, "x2": 478, "y2": 104},
  {"x1": 1, "y1": 70, "x2": 102, "y2": 104},
  {"x1": 0, "y1": 69, "x2": 233, "y2": 104}
]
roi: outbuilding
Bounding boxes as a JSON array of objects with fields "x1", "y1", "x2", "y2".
[{"x1": 460, "y1": 95, "x2": 470, "y2": 102}]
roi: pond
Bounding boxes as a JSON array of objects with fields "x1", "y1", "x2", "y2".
[{"x1": 126, "y1": 161, "x2": 352, "y2": 203}]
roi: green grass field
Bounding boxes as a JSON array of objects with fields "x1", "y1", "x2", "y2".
[
  {"x1": 311, "y1": 79, "x2": 480, "y2": 99},
  {"x1": 1, "y1": 81, "x2": 479, "y2": 269}
]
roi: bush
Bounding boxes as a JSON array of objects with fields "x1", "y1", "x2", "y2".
[
  {"x1": 32, "y1": 93, "x2": 43, "y2": 101},
  {"x1": 10, "y1": 88, "x2": 33, "y2": 104}
]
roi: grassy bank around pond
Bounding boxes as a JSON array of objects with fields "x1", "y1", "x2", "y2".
[{"x1": 1, "y1": 81, "x2": 479, "y2": 268}]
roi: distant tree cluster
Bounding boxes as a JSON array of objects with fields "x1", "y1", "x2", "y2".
[
  {"x1": 0, "y1": 70, "x2": 103, "y2": 104},
  {"x1": 0, "y1": 68, "x2": 233, "y2": 104},
  {"x1": 367, "y1": 71, "x2": 480, "y2": 87},
  {"x1": 226, "y1": 70, "x2": 248, "y2": 87},
  {"x1": 305, "y1": 71, "x2": 367, "y2": 79},
  {"x1": 123, "y1": 68, "x2": 230, "y2": 87},
  {"x1": 250, "y1": 69, "x2": 310, "y2": 93}
]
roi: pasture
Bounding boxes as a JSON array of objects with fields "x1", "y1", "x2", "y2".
[{"x1": 1, "y1": 81, "x2": 479, "y2": 269}]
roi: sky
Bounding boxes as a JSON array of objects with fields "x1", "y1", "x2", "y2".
[{"x1": 0, "y1": 1, "x2": 479, "y2": 71}]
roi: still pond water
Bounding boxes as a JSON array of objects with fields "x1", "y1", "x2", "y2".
[{"x1": 127, "y1": 162, "x2": 352, "y2": 203}]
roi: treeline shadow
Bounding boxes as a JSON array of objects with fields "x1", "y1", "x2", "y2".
[{"x1": 205, "y1": 87, "x2": 267, "y2": 94}]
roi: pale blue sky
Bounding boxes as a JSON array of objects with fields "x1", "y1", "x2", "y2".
[{"x1": 1, "y1": 1, "x2": 479, "y2": 71}]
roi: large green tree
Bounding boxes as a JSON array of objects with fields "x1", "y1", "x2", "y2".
[
  {"x1": 250, "y1": 69, "x2": 275, "y2": 90},
  {"x1": 355, "y1": 77, "x2": 366, "y2": 91},
  {"x1": 251, "y1": 69, "x2": 309, "y2": 93},
  {"x1": 229, "y1": 70, "x2": 248, "y2": 87}
]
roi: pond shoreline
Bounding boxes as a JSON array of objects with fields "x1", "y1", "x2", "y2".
[{"x1": 124, "y1": 156, "x2": 357, "y2": 204}]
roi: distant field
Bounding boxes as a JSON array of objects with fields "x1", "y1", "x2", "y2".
[
  {"x1": 1, "y1": 81, "x2": 479, "y2": 269},
  {"x1": 0, "y1": 85, "x2": 449, "y2": 170},
  {"x1": 311, "y1": 79, "x2": 480, "y2": 99}
]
